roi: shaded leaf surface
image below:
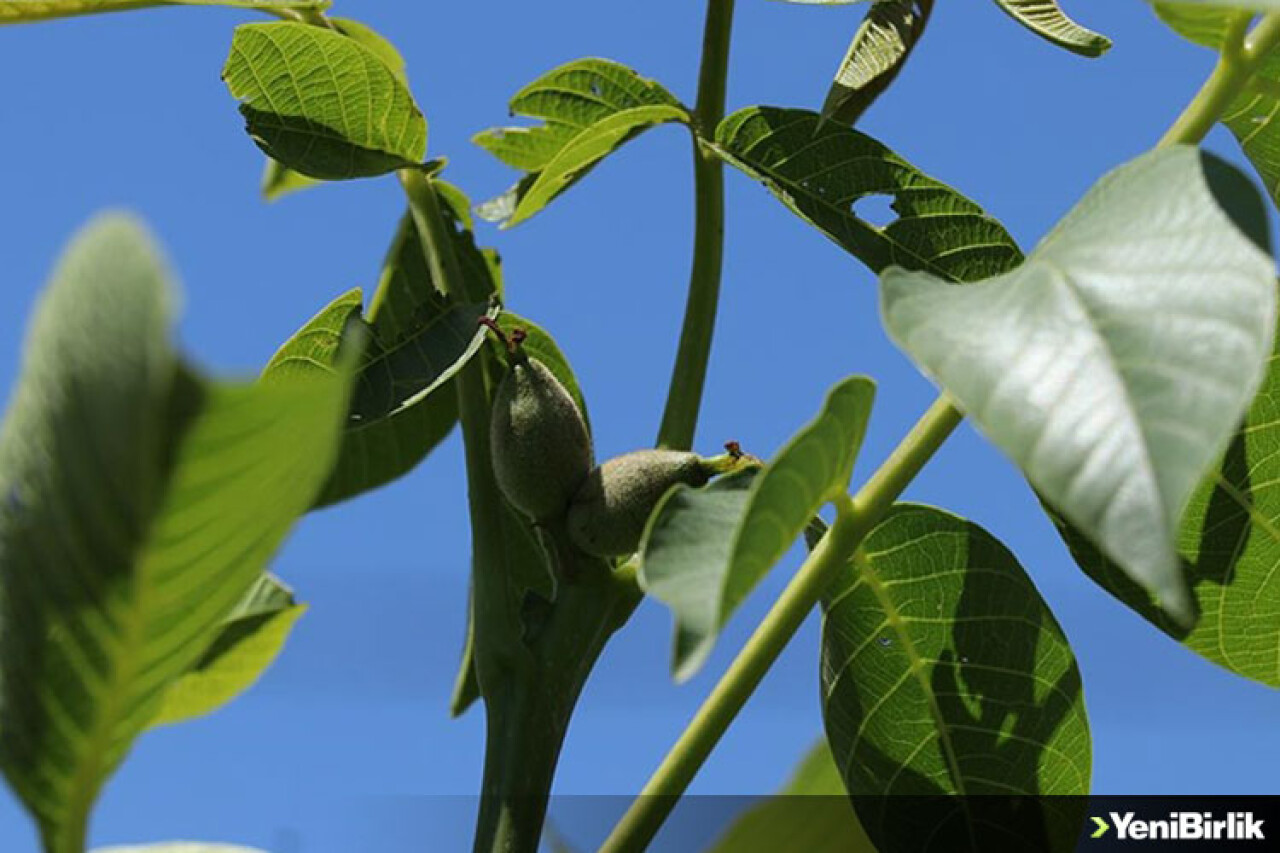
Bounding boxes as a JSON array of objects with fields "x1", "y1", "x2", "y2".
[
  {"x1": 475, "y1": 58, "x2": 689, "y2": 226},
  {"x1": 882, "y1": 147, "x2": 1276, "y2": 623},
  {"x1": 0, "y1": 216, "x2": 351, "y2": 849},
  {"x1": 641, "y1": 376, "x2": 875, "y2": 681},
  {"x1": 714, "y1": 107, "x2": 1022, "y2": 282},
  {"x1": 223, "y1": 22, "x2": 426, "y2": 180},
  {"x1": 821, "y1": 505, "x2": 1090, "y2": 852},
  {"x1": 822, "y1": 0, "x2": 934, "y2": 126},
  {"x1": 267, "y1": 185, "x2": 500, "y2": 509},
  {"x1": 1052, "y1": 298, "x2": 1280, "y2": 686}
]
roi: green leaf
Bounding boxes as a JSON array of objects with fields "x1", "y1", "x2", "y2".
[
  {"x1": 0, "y1": 0, "x2": 324, "y2": 25},
  {"x1": 0, "y1": 215, "x2": 352, "y2": 850},
  {"x1": 820, "y1": 505, "x2": 1090, "y2": 852},
  {"x1": 261, "y1": 158, "x2": 321, "y2": 202},
  {"x1": 1152, "y1": 3, "x2": 1248, "y2": 48},
  {"x1": 474, "y1": 58, "x2": 690, "y2": 227},
  {"x1": 95, "y1": 846, "x2": 268, "y2": 853},
  {"x1": 222, "y1": 22, "x2": 426, "y2": 180},
  {"x1": 822, "y1": 0, "x2": 934, "y2": 126},
  {"x1": 257, "y1": 17, "x2": 409, "y2": 201},
  {"x1": 1051, "y1": 293, "x2": 1280, "y2": 686},
  {"x1": 267, "y1": 185, "x2": 502, "y2": 508},
  {"x1": 990, "y1": 0, "x2": 1111, "y2": 56},
  {"x1": 707, "y1": 742, "x2": 876, "y2": 853},
  {"x1": 881, "y1": 147, "x2": 1276, "y2": 625},
  {"x1": 640, "y1": 376, "x2": 875, "y2": 682},
  {"x1": 714, "y1": 107, "x2": 1023, "y2": 282},
  {"x1": 149, "y1": 574, "x2": 304, "y2": 727}
]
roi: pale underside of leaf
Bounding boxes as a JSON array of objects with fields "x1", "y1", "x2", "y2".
[
  {"x1": 881, "y1": 147, "x2": 1277, "y2": 625},
  {"x1": 991, "y1": 0, "x2": 1111, "y2": 56},
  {"x1": 223, "y1": 22, "x2": 426, "y2": 180},
  {"x1": 640, "y1": 376, "x2": 875, "y2": 682},
  {"x1": 822, "y1": 0, "x2": 934, "y2": 126},
  {"x1": 820, "y1": 505, "x2": 1090, "y2": 852}
]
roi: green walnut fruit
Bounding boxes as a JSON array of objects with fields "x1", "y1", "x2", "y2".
[
  {"x1": 567, "y1": 449, "x2": 741, "y2": 558},
  {"x1": 488, "y1": 327, "x2": 593, "y2": 524}
]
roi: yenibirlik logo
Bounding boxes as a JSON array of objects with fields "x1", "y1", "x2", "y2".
[{"x1": 1090, "y1": 811, "x2": 1265, "y2": 842}]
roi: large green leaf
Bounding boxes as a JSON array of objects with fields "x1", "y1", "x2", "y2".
[
  {"x1": 881, "y1": 147, "x2": 1276, "y2": 625},
  {"x1": 474, "y1": 58, "x2": 690, "y2": 227},
  {"x1": 222, "y1": 22, "x2": 426, "y2": 180},
  {"x1": 0, "y1": 0, "x2": 323, "y2": 24},
  {"x1": 822, "y1": 0, "x2": 934, "y2": 126},
  {"x1": 990, "y1": 0, "x2": 1111, "y2": 56},
  {"x1": 714, "y1": 107, "x2": 1023, "y2": 283},
  {"x1": 0, "y1": 215, "x2": 352, "y2": 850},
  {"x1": 640, "y1": 376, "x2": 875, "y2": 682},
  {"x1": 149, "y1": 573, "x2": 304, "y2": 727},
  {"x1": 1052, "y1": 296, "x2": 1280, "y2": 686},
  {"x1": 820, "y1": 505, "x2": 1090, "y2": 852},
  {"x1": 707, "y1": 742, "x2": 875, "y2": 853}
]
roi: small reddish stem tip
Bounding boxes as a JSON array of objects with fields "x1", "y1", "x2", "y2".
[
  {"x1": 478, "y1": 317, "x2": 528, "y2": 362},
  {"x1": 724, "y1": 440, "x2": 743, "y2": 459}
]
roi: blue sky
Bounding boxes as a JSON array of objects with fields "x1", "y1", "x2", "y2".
[{"x1": 0, "y1": 2, "x2": 1277, "y2": 851}]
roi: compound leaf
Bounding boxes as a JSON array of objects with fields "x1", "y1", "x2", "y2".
[{"x1": 475, "y1": 58, "x2": 690, "y2": 227}]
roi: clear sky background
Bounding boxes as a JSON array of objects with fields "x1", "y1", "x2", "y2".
[{"x1": 0, "y1": 2, "x2": 1276, "y2": 851}]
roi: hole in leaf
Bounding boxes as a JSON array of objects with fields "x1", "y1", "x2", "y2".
[
  {"x1": 589, "y1": 80, "x2": 603, "y2": 97},
  {"x1": 853, "y1": 194, "x2": 897, "y2": 228}
]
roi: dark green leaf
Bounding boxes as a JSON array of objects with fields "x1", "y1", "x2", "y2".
[
  {"x1": 641, "y1": 376, "x2": 875, "y2": 681},
  {"x1": 821, "y1": 505, "x2": 1090, "y2": 851},
  {"x1": 222, "y1": 22, "x2": 426, "y2": 180},
  {"x1": 149, "y1": 574, "x2": 304, "y2": 727},
  {"x1": 1051, "y1": 292, "x2": 1280, "y2": 686},
  {"x1": 474, "y1": 58, "x2": 690, "y2": 227},
  {"x1": 882, "y1": 148, "x2": 1276, "y2": 624},
  {"x1": 0, "y1": 215, "x2": 352, "y2": 849},
  {"x1": 822, "y1": 0, "x2": 934, "y2": 126},
  {"x1": 714, "y1": 107, "x2": 1022, "y2": 282},
  {"x1": 990, "y1": 0, "x2": 1111, "y2": 56},
  {"x1": 707, "y1": 742, "x2": 876, "y2": 853},
  {"x1": 268, "y1": 184, "x2": 502, "y2": 508}
]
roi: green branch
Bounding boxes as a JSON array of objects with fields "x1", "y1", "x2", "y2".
[
  {"x1": 657, "y1": 0, "x2": 736, "y2": 451},
  {"x1": 602, "y1": 12, "x2": 1280, "y2": 850},
  {"x1": 599, "y1": 397, "x2": 961, "y2": 852}
]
